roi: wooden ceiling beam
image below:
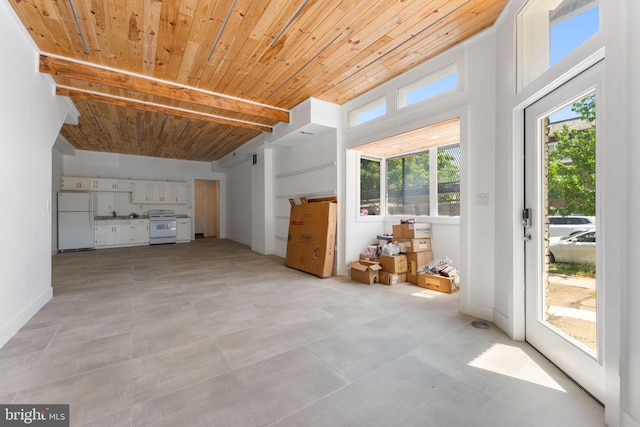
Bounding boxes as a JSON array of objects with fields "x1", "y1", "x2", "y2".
[
  {"x1": 40, "y1": 55, "x2": 289, "y2": 123},
  {"x1": 56, "y1": 87, "x2": 273, "y2": 133}
]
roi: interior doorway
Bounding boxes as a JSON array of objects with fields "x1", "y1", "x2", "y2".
[{"x1": 194, "y1": 180, "x2": 220, "y2": 238}]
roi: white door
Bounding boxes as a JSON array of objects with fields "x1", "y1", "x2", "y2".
[{"x1": 524, "y1": 62, "x2": 603, "y2": 402}]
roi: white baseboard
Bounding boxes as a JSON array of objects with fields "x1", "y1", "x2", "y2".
[{"x1": 0, "y1": 287, "x2": 52, "y2": 349}]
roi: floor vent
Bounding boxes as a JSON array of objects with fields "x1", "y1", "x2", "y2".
[{"x1": 471, "y1": 320, "x2": 490, "y2": 329}]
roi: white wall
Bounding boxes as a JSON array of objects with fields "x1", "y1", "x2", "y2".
[
  {"x1": 52, "y1": 148, "x2": 64, "y2": 254},
  {"x1": 0, "y1": 3, "x2": 76, "y2": 347},
  {"x1": 61, "y1": 150, "x2": 228, "y2": 241},
  {"x1": 623, "y1": 1, "x2": 640, "y2": 425},
  {"x1": 272, "y1": 130, "x2": 338, "y2": 257},
  {"x1": 226, "y1": 158, "x2": 252, "y2": 246}
]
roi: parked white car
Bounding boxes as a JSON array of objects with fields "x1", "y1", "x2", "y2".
[
  {"x1": 549, "y1": 230, "x2": 596, "y2": 264},
  {"x1": 548, "y1": 215, "x2": 595, "y2": 237}
]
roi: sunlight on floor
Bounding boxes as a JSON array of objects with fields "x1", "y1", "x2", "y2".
[
  {"x1": 468, "y1": 342, "x2": 567, "y2": 392},
  {"x1": 410, "y1": 290, "x2": 440, "y2": 299}
]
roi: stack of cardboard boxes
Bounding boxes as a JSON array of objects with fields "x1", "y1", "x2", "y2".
[
  {"x1": 349, "y1": 221, "x2": 459, "y2": 294},
  {"x1": 391, "y1": 222, "x2": 433, "y2": 285}
]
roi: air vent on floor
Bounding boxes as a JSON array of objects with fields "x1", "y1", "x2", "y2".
[{"x1": 471, "y1": 320, "x2": 490, "y2": 329}]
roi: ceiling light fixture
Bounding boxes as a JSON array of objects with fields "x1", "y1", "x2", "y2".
[
  {"x1": 271, "y1": 0, "x2": 309, "y2": 47},
  {"x1": 208, "y1": 0, "x2": 238, "y2": 61},
  {"x1": 68, "y1": 0, "x2": 89, "y2": 55}
]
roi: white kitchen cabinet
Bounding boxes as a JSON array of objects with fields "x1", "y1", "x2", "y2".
[
  {"x1": 95, "y1": 223, "x2": 118, "y2": 247},
  {"x1": 176, "y1": 218, "x2": 191, "y2": 243},
  {"x1": 94, "y1": 178, "x2": 116, "y2": 191},
  {"x1": 61, "y1": 176, "x2": 95, "y2": 191},
  {"x1": 131, "y1": 180, "x2": 188, "y2": 204},
  {"x1": 116, "y1": 179, "x2": 133, "y2": 192},
  {"x1": 131, "y1": 219, "x2": 149, "y2": 244},
  {"x1": 173, "y1": 183, "x2": 188, "y2": 203},
  {"x1": 132, "y1": 181, "x2": 150, "y2": 202},
  {"x1": 95, "y1": 219, "x2": 148, "y2": 248}
]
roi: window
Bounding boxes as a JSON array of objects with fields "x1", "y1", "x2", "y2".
[
  {"x1": 348, "y1": 96, "x2": 386, "y2": 127},
  {"x1": 437, "y1": 144, "x2": 461, "y2": 216},
  {"x1": 386, "y1": 152, "x2": 430, "y2": 215},
  {"x1": 398, "y1": 65, "x2": 457, "y2": 109},
  {"x1": 517, "y1": 0, "x2": 599, "y2": 89},
  {"x1": 360, "y1": 157, "x2": 381, "y2": 215}
]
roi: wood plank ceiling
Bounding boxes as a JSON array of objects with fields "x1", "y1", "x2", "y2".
[{"x1": 9, "y1": 0, "x2": 508, "y2": 162}]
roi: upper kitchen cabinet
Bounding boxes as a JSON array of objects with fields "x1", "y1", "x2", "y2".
[
  {"x1": 132, "y1": 181, "x2": 188, "y2": 204},
  {"x1": 61, "y1": 176, "x2": 95, "y2": 191},
  {"x1": 61, "y1": 177, "x2": 134, "y2": 192}
]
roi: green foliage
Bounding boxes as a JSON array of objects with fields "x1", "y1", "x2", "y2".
[
  {"x1": 548, "y1": 94, "x2": 596, "y2": 216},
  {"x1": 387, "y1": 152, "x2": 429, "y2": 189},
  {"x1": 550, "y1": 262, "x2": 596, "y2": 278},
  {"x1": 360, "y1": 158, "x2": 380, "y2": 194}
]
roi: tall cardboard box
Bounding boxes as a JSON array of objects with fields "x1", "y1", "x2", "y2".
[
  {"x1": 285, "y1": 198, "x2": 337, "y2": 278},
  {"x1": 407, "y1": 251, "x2": 434, "y2": 284}
]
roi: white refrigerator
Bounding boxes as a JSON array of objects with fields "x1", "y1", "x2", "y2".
[{"x1": 58, "y1": 192, "x2": 95, "y2": 251}]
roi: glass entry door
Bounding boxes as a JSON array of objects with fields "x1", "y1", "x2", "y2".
[{"x1": 524, "y1": 62, "x2": 603, "y2": 402}]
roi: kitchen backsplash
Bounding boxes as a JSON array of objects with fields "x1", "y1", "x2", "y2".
[{"x1": 94, "y1": 191, "x2": 192, "y2": 217}]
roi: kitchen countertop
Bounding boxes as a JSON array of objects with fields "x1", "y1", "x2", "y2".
[{"x1": 95, "y1": 216, "x2": 149, "y2": 220}]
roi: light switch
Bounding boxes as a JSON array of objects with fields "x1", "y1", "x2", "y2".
[{"x1": 476, "y1": 193, "x2": 490, "y2": 206}]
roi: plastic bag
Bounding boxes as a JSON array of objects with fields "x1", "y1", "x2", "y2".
[{"x1": 380, "y1": 243, "x2": 400, "y2": 256}]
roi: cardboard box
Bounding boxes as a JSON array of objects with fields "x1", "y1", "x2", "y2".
[
  {"x1": 285, "y1": 198, "x2": 337, "y2": 278},
  {"x1": 359, "y1": 253, "x2": 378, "y2": 262},
  {"x1": 392, "y1": 224, "x2": 405, "y2": 239},
  {"x1": 349, "y1": 261, "x2": 382, "y2": 284},
  {"x1": 416, "y1": 273, "x2": 459, "y2": 294},
  {"x1": 380, "y1": 271, "x2": 407, "y2": 286},
  {"x1": 396, "y1": 238, "x2": 432, "y2": 253},
  {"x1": 379, "y1": 254, "x2": 408, "y2": 273},
  {"x1": 407, "y1": 251, "x2": 434, "y2": 284},
  {"x1": 400, "y1": 223, "x2": 432, "y2": 239}
]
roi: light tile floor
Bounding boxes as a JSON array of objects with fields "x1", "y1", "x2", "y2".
[{"x1": 0, "y1": 239, "x2": 604, "y2": 426}]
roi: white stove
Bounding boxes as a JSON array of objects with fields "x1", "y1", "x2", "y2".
[{"x1": 148, "y1": 209, "x2": 177, "y2": 244}]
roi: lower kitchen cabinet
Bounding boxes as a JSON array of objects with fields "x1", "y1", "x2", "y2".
[
  {"x1": 176, "y1": 218, "x2": 191, "y2": 243},
  {"x1": 95, "y1": 219, "x2": 149, "y2": 248},
  {"x1": 131, "y1": 219, "x2": 149, "y2": 244}
]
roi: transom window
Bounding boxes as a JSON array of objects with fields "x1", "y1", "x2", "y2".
[
  {"x1": 517, "y1": 0, "x2": 599, "y2": 90},
  {"x1": 348, "y1": 96, "x2": 386, "y2": 128},
  {"x1": 398, "y1": 65, "x2": 458, "y2": 109}
]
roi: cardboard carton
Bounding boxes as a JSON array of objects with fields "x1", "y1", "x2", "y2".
[
  {"x1": 392, "y1": 224, "x2": 405, "y2": 239},
  {"x1": 407, "y1": 251, "x2": 434, "y2": 284},
  {"x1": 379, "y1": 254, "x2": 408, "y2": 273},
  {"x1": 416, "y1": 273, "x2": 459, "y2": 294},
  {"x1": 349, "y1": 261, "x2": 382, "y2": 284},
  {"x1": 396, "y1": 238, "x2": 432, "y2": 253},
  {"x1": 285, "y1": 197, "x2": 337, "y2": 278},
  {"x1": 380, "y1": 271, "x2": 407, "y2": 286},
  {"x1": 400, "y1": 223, "x2": 432, "y2": 239}
]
